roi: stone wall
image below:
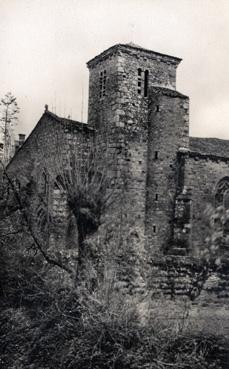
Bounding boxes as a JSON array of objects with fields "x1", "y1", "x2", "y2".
[
  {"x1": 7, "y1": 112, "x2": 92, "y2": 188},
  {"x1": 87, "y1": 44, "x2": 151, "y2": 256},
  {"x1": 3, "y1": 42, "x2": 229, "y2": 337},
  {"x1": 146, "y1": 88, "x2": 189, "y2": 254},
  {"x1": 178, "y1": 151, "x2": 229, "y2": 253},
  {"x1": 145, "y1": 254, "x2": 229, "y2": 338},
  {"x1": 148, "y1": 256, "x2": 229, "y2": 300},
  {"x1": 87, "y1": 44, "x2": 180, "y2": 131},
  {"x1": 87, "y1": 43, "x2": 184, "y2": 257},
  {"x1": 4, "y1": 111, "x2": 92, "y2": 272}
]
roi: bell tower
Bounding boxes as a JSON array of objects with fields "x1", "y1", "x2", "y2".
[
  {"x1": 86, "y1": 43, "x2": 189, "y2": 256},
  {"x1": 87, "y1": 43, "x2": 181, "y2": 131}
]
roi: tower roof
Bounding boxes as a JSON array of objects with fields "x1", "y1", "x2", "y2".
[{"x1": 87, "y1": 43, "x2": 182, "y2": 69}]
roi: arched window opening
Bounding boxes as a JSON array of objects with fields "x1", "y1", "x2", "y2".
[
  {"x1": 144, "y1": 70, "x2": 149, "y2": 97},
  {"x1": 52, "y1": 175, "x2": 69, "y2": 220},
  {"x1": 224, "y1": 190, "x2": 229, "y2": 210},
  {"x1": 214, "y1": 177, "x2": 229, "y2": 245},
  {"x1": 215, "y1": 177, "x2": 229, "y2": 208}
]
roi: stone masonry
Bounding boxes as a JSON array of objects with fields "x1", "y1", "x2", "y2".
[{"x1": 4, "y1": 43, "x2": 229, "y2": 329}]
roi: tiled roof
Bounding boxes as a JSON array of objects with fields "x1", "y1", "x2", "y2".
[
  {"x1": 150, "y1": 86, "x2": 188, "y2": 99},
  {"x1": 189, "y1": 137, "x2": 229, "y2": 157},
  {"x1": 87, "y1": 43, "x2": 182, "y2": 68}
]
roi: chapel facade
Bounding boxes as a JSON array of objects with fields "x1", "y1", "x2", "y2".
[
  {"x1": 87, "y1": 42, "x2": 229, "y2": 257},
  {"x1": 6, "y1": 43, "x2": 229, "y2": 258}
]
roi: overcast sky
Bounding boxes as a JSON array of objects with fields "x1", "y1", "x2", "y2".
[{"x1": 1, "y1": 0, "x2": 229, "y2": 139}]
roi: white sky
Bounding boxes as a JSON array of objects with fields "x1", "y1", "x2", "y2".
[{"x1": 0, "y1": 0, "x2": 229, "y2": 139}]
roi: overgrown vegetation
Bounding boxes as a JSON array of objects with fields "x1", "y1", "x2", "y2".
[
  {"x1": 203, "y1": 204, "x2": 229, "y2": 261},
  {"x1": 0, "y1": 235, "x2": 227, "y2": 369},
  {"x1": 0, "y1": 132, "x2": 228, "y2": 367},
  {"x1": 0, "y1": 123, "x2": 119, "y2": 283}
]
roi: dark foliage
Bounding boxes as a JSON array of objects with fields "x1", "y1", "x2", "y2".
[{"x1": 0, "y1": 250, "x2": 227, "y2": 369}]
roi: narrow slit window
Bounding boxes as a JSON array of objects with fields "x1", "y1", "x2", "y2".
[
  {"x1": 99, "y1": 70, "x2": 106, "y2": 98},
  {"x1": 156, "y1": 105, "x2": 160, "y2": 112},
  {"x1": 103, "y1": 70, "x2": 106, "y2": 96},
  {"x1": 99, "y1": 72, "x2": 103, "y2": 98},
  {"x1": 154, "y1": 151, "x2": 159, "y2": 160},
  {"x1": 144, "y1": 70, "x2": 149, "y2": 97},
  {"x1": 137, "y1": 68, "x2": 142, "y2": 95},
  {"x1": 40, "y1": 172, "x2": 48, "y2": 195},
  {"x1": 155, "y1": 194, "x2": 158, "y2": 201},
  {"x1": 153, "y1": 225, "x2": 157, "y2": 233}
]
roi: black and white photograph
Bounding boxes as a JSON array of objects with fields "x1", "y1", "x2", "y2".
[{"x1": 0, "y1": 1, "x2": 229, "y2": 368}]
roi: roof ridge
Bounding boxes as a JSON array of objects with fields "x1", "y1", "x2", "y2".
[
  {"x1": 87, "y1": 43, "x2": 182, "y2": 68},
  {"x1": 190, "y1": 136, "x2": 229, "y2": 142},
  {"x1": 150, "y1": 86, "x2": 188, "y2": 99},
  {"x1": 45, "y1": 110, "x2": 85, "y2": 125},
  {"x1": 125, "y1": 42, "x2": 144, "y2": 49},
  {"x1": 44, "y1": 110, "x2": 94, "y2": 131}
]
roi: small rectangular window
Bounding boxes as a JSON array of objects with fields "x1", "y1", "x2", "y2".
[
  {"x1": 155, "y1": 194, "x2": 158, "y2": 201},
  {"x1": 156, "y1": 105, "x2": 160, "y2": 112},
  {"x1": 154, "y1": 151, "x2": 159, "y2": 160},
  {"x1": 153, "y1": 225, "x2": 157, "y2": 233}
]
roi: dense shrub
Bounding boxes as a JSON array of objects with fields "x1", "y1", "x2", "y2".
[{"x1": 0, "y1": 257, "x2": 227, "y2": 369}]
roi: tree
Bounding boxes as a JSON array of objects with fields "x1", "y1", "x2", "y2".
[
  {"x1": 0, "y1": 119, "x2": 227, "y2": 368},
  {"x1": 0, "y1": 120, "x2": 119, "y2": 287},
  {"x1": 0, "y1": 92, "x2": 20, "y2": 164}
]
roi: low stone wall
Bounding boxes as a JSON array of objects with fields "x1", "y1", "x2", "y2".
[
  {"x1": 148, "y1": 255, "x2": 229, "y2": 299},
  {"x1": 140, "y1": 255, "x2": 229, "y2": 337}
]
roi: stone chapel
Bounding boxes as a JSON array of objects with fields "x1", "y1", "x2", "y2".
[{"x1": 6, "y1": 42, "x2": 229, "y2": 258}]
